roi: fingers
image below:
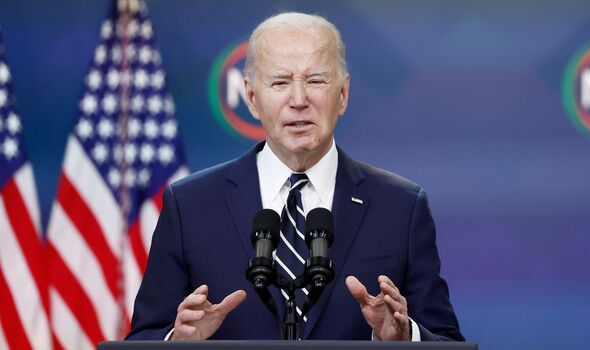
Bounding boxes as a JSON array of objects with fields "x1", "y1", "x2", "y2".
[
  {"x1": 216, "y1": 290, "x2": 247, "y2": 315},
  {"x1": 345, "y1": 275, "x2": 371, "y2": 306},
  {"x1": 177, "y1": 308, "x2": 205, "y2": 323},
  {"x1": 380, "y1": 275, "x2": 411, "y2": 340},
  {"x1": 383, "y1": 294, "x2": 406, "y2": 317},
  {"x1": 174, "y1": 300, "x2": 206, "y2": 335},
  {"x1": 393, "y1": 309, "x2": 411, "y2": 340},
  {"x1": 378, "y1": 275, "x2": 397, "y2": 293},
  {"x1": 393, "y1": 310, "x2": 409, "y2": 325},
  {"x1": 178, "y1": 285, "x2": 209, "y2": 312},
  {"x1": 173, "y1": 286, "x2": 244, "y2": 341},
  {"x1": 192, "y1": 284, "x2": 208, "y2": 297},
  {"x1": 378, "y1": 276, "x2": 407, "y2": 314}
]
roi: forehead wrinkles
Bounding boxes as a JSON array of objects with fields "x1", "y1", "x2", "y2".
[{"x1": 256, "y1": 29, "x2": 336, "y2": 76}]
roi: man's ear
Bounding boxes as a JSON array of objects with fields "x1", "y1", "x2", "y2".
[
  {"x1": 244, "y1": 79, "x2": 260, "y2": 120},
  {"x1": 338, "y1": 73, "x2": 350, "y2": 116}
]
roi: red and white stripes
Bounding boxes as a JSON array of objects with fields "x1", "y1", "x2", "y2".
[
  {"x1": 46, "y1": 137, "x2": 186, "y2": 349},
  {"x1": 0, "y1": 164, "x2": 51, "y2": 350}
]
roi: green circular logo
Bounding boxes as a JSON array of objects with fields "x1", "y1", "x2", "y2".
[
  {"x1": 562, "y1": 43, "x2": 590, "y2": 138},
  {"x1": 207, "y1": 40, "x2": 265, "y2": 141}
]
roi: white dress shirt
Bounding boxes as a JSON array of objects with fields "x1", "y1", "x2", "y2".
[{"x1": 256, "y1": 140, "x2": 338, "y2": 216}]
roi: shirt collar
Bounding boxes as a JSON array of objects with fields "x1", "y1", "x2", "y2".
[{"x1": 257, "y1": 140, "x2": 338, "y2": 203}]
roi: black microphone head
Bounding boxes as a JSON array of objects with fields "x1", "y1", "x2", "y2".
[
  {"x1": 251, "y1": 209, "x2": 281, "y2": 247},
  {"x1": 304, "y1": 207, "x2": 334, "y2": 246}
]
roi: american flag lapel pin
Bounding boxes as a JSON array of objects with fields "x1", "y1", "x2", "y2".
[{"x1": 351, "y1": 197, "x2": 363, "y2": 205}]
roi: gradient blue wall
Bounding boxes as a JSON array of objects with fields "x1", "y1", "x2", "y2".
[{"x1": 1, "y1": 1, "x2": 589, "y2": 349}]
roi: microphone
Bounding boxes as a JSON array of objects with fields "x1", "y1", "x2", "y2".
[
  {"x1": 304, "y1": 207, "x2": 335, "y2": 288},
  {"x1": 246, "y1": 209, "x2": 281, "y2": 288}
]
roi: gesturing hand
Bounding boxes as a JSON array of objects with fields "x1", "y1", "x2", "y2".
[
  {"x1": 170, "y1": 285, "x2": 246, "y2": 340},
  {"x1": 346, "y1": 275, "x2": 411, "y2": 341}
]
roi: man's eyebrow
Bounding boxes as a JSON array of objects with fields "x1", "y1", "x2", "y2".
[
  {"x1": 307, "y1": 71, "x2": 330, "y2": 78},
  {"x1": 268, "y1": 71, "x2": 291, "y2": 79},
  {"x1": 267, "y1": 71, "x2": 330, "y2": 80}
]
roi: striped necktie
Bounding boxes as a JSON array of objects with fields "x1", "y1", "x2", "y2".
[
  {"x1": 276, "y1": 173, "x2": 310, "y2": 318},
  {"x1": 276, "y1": 173, "x2": 309, "y2": 279}
]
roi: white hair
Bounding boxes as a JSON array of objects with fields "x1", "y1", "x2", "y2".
[{"x1": 244, "y1": 12, "x2": 347, "y2": 83}]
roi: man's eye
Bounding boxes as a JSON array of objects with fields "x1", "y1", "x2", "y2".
[
  {"x1": 308, "y1": 80, "x2": 326, "y2": 85},
  {"x1": 271, "y1": 81, "x2": 288, "y2": 87}
]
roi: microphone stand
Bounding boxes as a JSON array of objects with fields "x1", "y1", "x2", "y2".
[
  {"x1": 279, "y1": 276, "x2": 301, "y2": 341},
  {"x1": 246, "y1": 208, "x2": 335, "y2": 340},
  {"x1": 247, "y1": 256, "x2": 334, "y2": 340}
]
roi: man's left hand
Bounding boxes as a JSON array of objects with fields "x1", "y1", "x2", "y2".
[{"x1": 345, "y1": 275, "x2": 411, "y2": 341}]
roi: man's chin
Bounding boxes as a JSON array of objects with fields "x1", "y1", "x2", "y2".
[
  {"x1": 285, "y1": 140, "x2": 320, "y2": 155},
  {"x1": 268, "y1": 135, "x2": 329, "y2": 162}
]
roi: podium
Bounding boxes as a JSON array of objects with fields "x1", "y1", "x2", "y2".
[{"x1": 98, "y1": 340, "x2": 478, "y2": 350}]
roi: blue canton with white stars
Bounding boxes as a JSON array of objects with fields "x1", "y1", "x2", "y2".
[
  {"x1": 0, "y1": 30, "x2": 28, "y2": 189},
  {"x1": 73, "y1": 1, "x2": 186, "y2": 222}
]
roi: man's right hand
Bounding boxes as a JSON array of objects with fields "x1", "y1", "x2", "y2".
[{"x1": 170, "y1": 285, "x2": 247, "y2": 340}]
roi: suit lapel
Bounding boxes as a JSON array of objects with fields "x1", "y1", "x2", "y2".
[
  {"x1": 224, "y1": 143, "x2": 264, "y2": 257},
  {"x1": 302, "y1": 148, "x2": 370, "y2": 339},
  {"x1": 223, "y1": 142, "x2": 286, "y2": 325}
]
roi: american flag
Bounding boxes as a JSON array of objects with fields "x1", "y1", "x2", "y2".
[
  {"x1": 0, "y1": 30, "x2": 51, "y2": 349},
  {"x1": 46, "y1": 0, "x2": 188, "y2": 348}
]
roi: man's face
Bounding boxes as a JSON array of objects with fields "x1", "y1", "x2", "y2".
[{"x1": 245, "y1": 27, "x2": 349, "y2": 169}]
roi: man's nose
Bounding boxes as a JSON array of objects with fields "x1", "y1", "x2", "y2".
[{"x1": 289, "y1": 81, "x2": 309, "y2": 109}]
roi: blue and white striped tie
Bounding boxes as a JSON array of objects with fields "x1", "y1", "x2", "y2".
[{"x1": 276, "y1": 173, "x2": 309, "y2": 316}]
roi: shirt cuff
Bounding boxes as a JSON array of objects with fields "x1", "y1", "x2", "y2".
[
  {"x1": 164, "y1": 328, "x2": 174, "y2": 341},
  {"x1": 410, "y1": 317, "x2": 421, "y2": 342},
  {"x1": 370, "y1": 317, "x2": 421, "y2": 341}
]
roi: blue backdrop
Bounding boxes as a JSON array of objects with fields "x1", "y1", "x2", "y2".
[{"x1": 1, "y1": 1, "x2": 589, "y2": 349}]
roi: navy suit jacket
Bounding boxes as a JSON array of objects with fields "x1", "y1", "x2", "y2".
[{"x1": 127, "y1": 142, "x2": 463, "y2": 341}]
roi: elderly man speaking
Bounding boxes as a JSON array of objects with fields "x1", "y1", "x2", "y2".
[{"x1": 127, "y1": 12, "x2": 464, "y2": 342}]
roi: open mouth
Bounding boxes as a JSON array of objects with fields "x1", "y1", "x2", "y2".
[{"x1": 286, "y1": 121, "x2": 313, "y2": 127}]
